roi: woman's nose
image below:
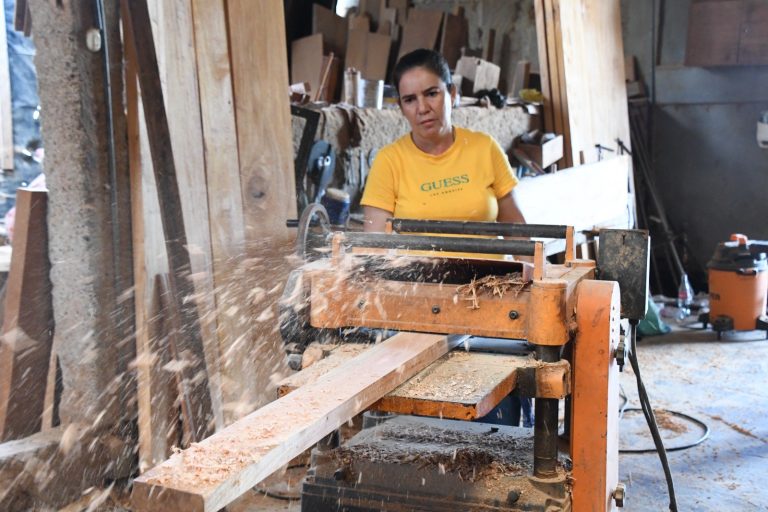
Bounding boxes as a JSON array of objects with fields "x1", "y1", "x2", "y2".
[{"x1": 417, "y1": 96, "x2": 429, "y2": 113}]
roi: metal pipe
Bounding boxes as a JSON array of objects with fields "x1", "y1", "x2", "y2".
[
  {"x1": 533, "y1": 345, "x2": 560, "y2": 478},
  {"x1": 390, "y1": 219, "x2": 569, "y2": 239},
  {"x1": 341, "y1": 232, "x2": 537, "y2": 256}
]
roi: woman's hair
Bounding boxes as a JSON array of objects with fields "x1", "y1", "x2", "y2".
[{"x1": 392, "y1": 49, "x2": 452, "y2": 95}]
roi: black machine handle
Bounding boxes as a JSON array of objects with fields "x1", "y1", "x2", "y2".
[
  {"x1": 389, "y1": 218, "x2": 569, "y2": 239},
  {"x1": 340, "y1": 232, "x2": 537, "y2": 256}
]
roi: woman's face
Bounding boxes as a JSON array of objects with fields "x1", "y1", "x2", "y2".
[{"x1": 398, "y1": 66, "x2": 456, "y2": 142}]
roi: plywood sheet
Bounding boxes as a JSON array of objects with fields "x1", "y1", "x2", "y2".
[
  {"x1": 346, "y1": 29, "x2": 391, "y2": 81},
  {"x1": 398, "y1": 8, "x2": 443, "y2": 59},
  {"x1": 514, "y1": 156, "x2": 632, "y2": 231},
  {"x1": 312, "y1": 4, "x2": 347, "y2": 58},
  {"x1": 291, "y1": 34, "x2": 324, "y2": 96}
]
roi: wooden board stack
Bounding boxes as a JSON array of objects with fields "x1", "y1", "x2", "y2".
[
  {"x1": 122, "y1": 0, "x2": 297, "y2": 472},
  {"x1": 533, "y1": 0, "x2": 636, "y2": 224}
]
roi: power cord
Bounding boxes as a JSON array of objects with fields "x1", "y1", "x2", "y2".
[{"x1": 628, "y1": 320, "x2": 678, "y2": 512}]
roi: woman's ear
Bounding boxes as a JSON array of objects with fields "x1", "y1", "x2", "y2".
[{"x1": 449, "y1": 83, "x2": 459, "y2": 107}]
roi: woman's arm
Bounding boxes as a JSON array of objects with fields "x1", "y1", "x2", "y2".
[
  {"x1": 496, "y1": 189, "x2": 526, "y2": 224},
  {"x1": 363, "y1": 205, "x2": 393, "y2": 232}
]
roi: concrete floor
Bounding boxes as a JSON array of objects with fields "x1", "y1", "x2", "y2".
[{"x1": 229, "y1": 324, "x2": 768, "y2": 512}]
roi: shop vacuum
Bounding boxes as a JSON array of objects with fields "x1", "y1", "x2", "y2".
[{"x1": 702, "y1": 234, "x2": 768, "y2": 339}]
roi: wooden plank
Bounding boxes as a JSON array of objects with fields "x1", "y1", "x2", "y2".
[
  {"x1": 227, "y1": 0, "x2": 296, "y2": 241},
  {"x1": 509, "y1": 60, "x2": 530, "y2": 98},
  {"x1": 739, "y1": 0, "x2": 768, "y2": 65},
  {"x1": 190, "y1": 0, "x2": 257, "y2": 427},
  {"x1": 312, "y1": 4, "x2": 347, "y2": 59},
  {"x1": 534, "y1": 0, "x2": 554, "y2": 132},
  {"x1": 123, "y1": 0, "x2": 183, "y2": 471},
  {"x1": 345, "y1": 29, "x2": 391, "y2": 81},
  {"x1": 542, "y1": 0, "x2": 564, "y2": 151},
  {"x1": 398, "y1": 8, "x2": 443, "y2": 59},
  {"x1": 0, "y1": 190, "x2": 53, "y2": 441},
  {"x1": 226, "y1": 0, "x2": 297, "y2": 418},
  {"x1": 685, "y1": 0, "x2": 744, "y2": 66},
  {"x1": 514, "y1": 156, "x2": 632, "y2": 231},
  {"x1": 291, "y1": 34, "x2": 324, "y2": 96},
  {"x1": 389, "y1": 0, "x2": 409, "y2": 26},
  {"x1": 440, "y1": 10, "x2": 469, "y2": 69},
  {"x1": 0, "y1": 10, "x2": 14, "y2": 171},
  {"x1": 124, "y1": 0, "x2": 215, "y2": 443},
  {"x1": 551, "y1": 0, "x2": 572, "y2": 168},
  {"x1": 556, "y1": 0, "x2": 635, "y2": 221},
  {"x1": 131, "y1": 332, "x2": 466, "y2": 512},
  {"x1": 279, "y1": 347, "x2": 534, "y2": 420}
]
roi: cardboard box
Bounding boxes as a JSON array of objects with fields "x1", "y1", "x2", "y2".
[{"x1": 519, "y1": 134, "x2": 563, "y2": 168}]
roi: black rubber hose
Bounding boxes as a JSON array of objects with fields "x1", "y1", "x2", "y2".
[{"x1": 628, "y1": 320, "x2": 678, "y2": 512}]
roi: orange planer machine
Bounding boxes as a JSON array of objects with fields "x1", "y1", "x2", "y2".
[{"x1": 280, "y1": 208, "x2": 651, "y2": 512}]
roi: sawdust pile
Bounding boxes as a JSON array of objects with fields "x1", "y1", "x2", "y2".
[
  {"x1": 333, "y1": 421, "x2": 533, "y2": 482},
  {"x1": 456, "y1": 273, "x2": 529, "y2": 309}
]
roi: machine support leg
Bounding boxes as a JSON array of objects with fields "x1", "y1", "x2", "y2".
[{"x1": 534, "y1": 345, "x2": 561, "y2": 478}]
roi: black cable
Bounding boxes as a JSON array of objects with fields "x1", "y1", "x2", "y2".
[
  {"x1": 620, "y1": 408, "x2": 710, "y2": 453},
  {"x1": 628, "y1": 320, "x2": 678, "y2": 512}
]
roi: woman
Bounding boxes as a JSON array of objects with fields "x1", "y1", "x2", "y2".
[
  {"x1": 360, "y1": 48, "x2": 526, "y2": 231},
  {"x1": 360, "y1": 49, "x2": 532, "y2": 427}
]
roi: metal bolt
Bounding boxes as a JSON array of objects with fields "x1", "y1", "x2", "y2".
[
  {"x1": 431, "y1": 305, "x2": 441, "y2": 314},
  {"x1": 613, "y1": 483, "x2": 626, "y2": 507},
  {"x1": 85, "y1": 28, "x2": 102, "y2": 52},
  {"x1": 508, "y1": 310, "x2": 520, "y2": 320}
]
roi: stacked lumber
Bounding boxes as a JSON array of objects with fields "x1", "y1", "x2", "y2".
[
  {"x1": 294, "y1": 2, "x2": 468, "y2": 103},
  {"x1": 533, "y1": 0, "x2": 636, "y2": 223},
  {"x1": 122, "y1": 0, "x2": 296, "y2": 472}
]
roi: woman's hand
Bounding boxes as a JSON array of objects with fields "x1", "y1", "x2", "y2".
[{"x1": 363, "y1": 206, "x2": 393, "y2": 232}]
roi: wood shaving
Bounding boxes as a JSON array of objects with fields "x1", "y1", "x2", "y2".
[{"x1": 455, "y1": 273, "x2": 529, "y2": 309}]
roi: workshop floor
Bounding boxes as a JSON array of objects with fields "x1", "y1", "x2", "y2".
[{"x1": 231, "y1": 325, "x2": 768, "y2": 512}]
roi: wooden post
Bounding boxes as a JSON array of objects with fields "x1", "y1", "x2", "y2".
[{"x1": 0, "y1": 190, "x2": 53, "y2": 440}]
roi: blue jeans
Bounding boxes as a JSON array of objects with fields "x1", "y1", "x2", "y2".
[{"x1": 2, "y1": 0, "x2": 42, "y2": 217}]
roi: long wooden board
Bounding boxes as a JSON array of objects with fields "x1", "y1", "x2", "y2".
[
  {"x1": 131, "y1": 332, "x2": 465, "y2": 512},
  {"x1": 227, "y1": 0, "x2": 296, "y2": 241},
  {"x1": 0, "y1": 190, "x2": 53, "y2": 440}
]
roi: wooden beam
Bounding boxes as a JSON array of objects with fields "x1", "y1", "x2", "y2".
[
  {"x1": 131, "y1": 333, "x2": 466, "y2": 512},
  {"x1": 124, "y1": 0, "x2": 214, "y2": 443},
  {"x1": 0, "y1": 190, "x2": 53, "y2": 440}
]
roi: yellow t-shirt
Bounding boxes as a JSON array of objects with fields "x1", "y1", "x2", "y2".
[{"x1": 360, "y1": 126, "x2": 518, "y2": 221}]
